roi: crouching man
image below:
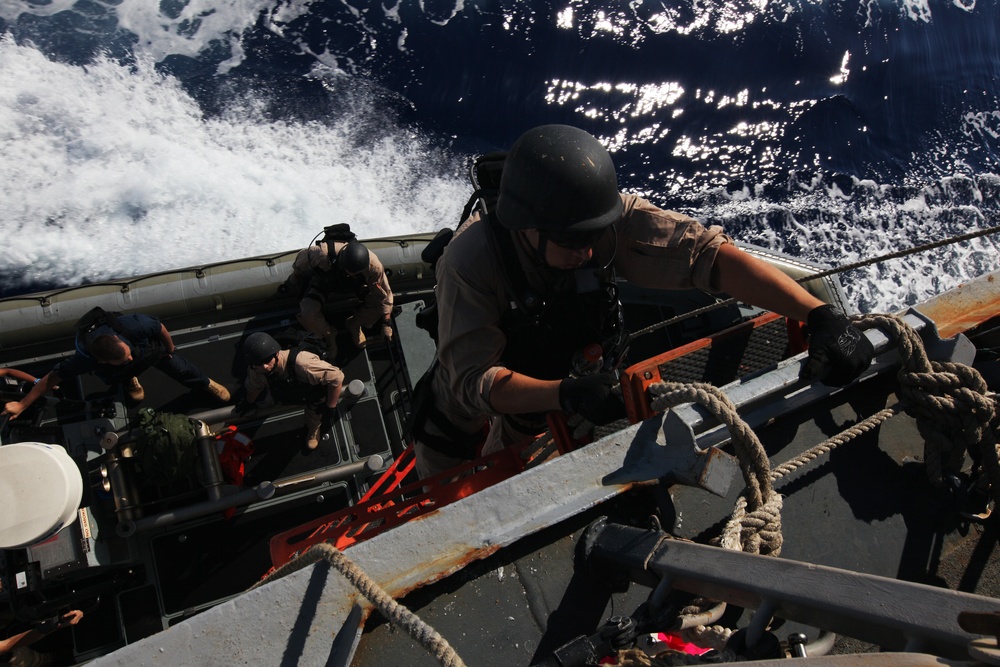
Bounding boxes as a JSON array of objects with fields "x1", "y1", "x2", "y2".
[
  {"x1": 3, "y1": 309, "x2": 229, "y2": 420},
  {"x1": 239, "y1": 332, "x2": 346, "y2": 450},
  {"x1": 290, "y1": 238, "x2": 394, "y2": 357}
]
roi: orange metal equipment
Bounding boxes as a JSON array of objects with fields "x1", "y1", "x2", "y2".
[
  {"x1": 620, "y1": 311, "x2": 799, "y2": 423},
  {"x1": 269, "y1": 310, "x2": 805, "y2": 568},
  {"x1": 270, "y1": 440, "x2": 531, "y2": 567}
]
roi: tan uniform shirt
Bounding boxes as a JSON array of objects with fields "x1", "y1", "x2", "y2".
[
  {"x1": 292, "y1": 240, "x2": 393, "y2": 318},
  {"x1": 245, "y1": 349, "x2": 344, "y2": 401},
  {"x1": 429, "y1": 193, "x2": 731, "y2": 435}
]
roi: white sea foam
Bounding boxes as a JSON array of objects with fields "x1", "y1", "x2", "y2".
[
  {"x1": 694, "y1": 174, "x2": 1000, "y2": 313},
  {"x1": 0, "y1": 36, "x2": 467, "y2": 290},
  {"x1": 1, "y1": 0, "x2": 996, "y2": 313},
  {"x1": 0, "y1": 0, "x2": 304, "y2": 71}
]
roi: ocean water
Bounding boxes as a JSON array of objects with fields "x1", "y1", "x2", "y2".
[{"x1": 1, "y1": 0, "x2": 998, "y2": 313}]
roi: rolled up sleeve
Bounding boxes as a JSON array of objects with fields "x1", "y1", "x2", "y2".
[
  {"x1": 295, "y1": 352, "x2": 344, "y2": 389},
  {"x1": 614, "y1": 195, "x2": 731, "y2": 293}
]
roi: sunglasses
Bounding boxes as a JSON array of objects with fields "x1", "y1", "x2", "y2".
[
  {"x1": 252, "y1": 354, "x2": 277, "y2": 368},
  {"x1": 545, "y1": 228, "x2": 606, "y2": 250}
]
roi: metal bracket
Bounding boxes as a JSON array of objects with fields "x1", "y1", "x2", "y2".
[
  {"x1": 605, "y1": 308, "x2": 974, "y2": 498},
  {"x1": 602, "y1": 414, "x2": 739, "y2": 497},
  {"x1": 585, "y1": 521, "x2": 1000, "y2": 661}
]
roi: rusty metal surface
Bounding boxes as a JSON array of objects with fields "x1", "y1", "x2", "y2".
[
  {"x1": 914, "y1": 270, "x2": 1000, "y2": 339},
  {"x1": 86, "y1": 269, "x2": 1000, "y2": 667},
  {"x1": 90, "y1": 419, "x2": 655, "y2": 666}
]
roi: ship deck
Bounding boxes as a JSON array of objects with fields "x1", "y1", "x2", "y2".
[{"x1": 3, "y1": 272, "x2": 1000, "y2": 665}]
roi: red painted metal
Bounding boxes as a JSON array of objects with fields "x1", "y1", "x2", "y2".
[
  {"x1": 620, "y1": 312, "x2": 789, "y2": 423},
  {"x1": 269, "y1": 441, "x2": 531, "y2": 567}
]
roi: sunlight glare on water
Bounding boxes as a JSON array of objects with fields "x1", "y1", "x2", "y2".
[{"x1": 1, "y1": 0, "x2": 998, "y2": 312}]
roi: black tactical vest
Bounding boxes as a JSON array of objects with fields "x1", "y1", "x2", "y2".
[{"x1": 266, "y1": 349, "x2": 328, "y2": 406}]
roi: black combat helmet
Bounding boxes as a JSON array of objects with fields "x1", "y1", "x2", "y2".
[
  {"x1": 496, "y1": 125, "x2": 623, "y2": 233},
  {"x1": 337, "y1": 242, "x2": 370, "y2": 275},
  {"x1": 244, "y1": 332, "x2": 281, "y2": 366}
]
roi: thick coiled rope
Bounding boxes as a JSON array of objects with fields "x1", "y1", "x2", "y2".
[
  {"x1": 252, "y1": 543, "x2": 466, "y2": 667},
  {"x1": 858, "y1": 313, "x2": 1000, "y2": 498},
  {"x1": 648, "y1": 381, "x2": 783, "y2": 557}
]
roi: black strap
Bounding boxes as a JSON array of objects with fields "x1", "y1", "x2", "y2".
[
  {"x1": 267, "y1": 347, "x2": 326, "y2": 405},
  {"x1": 406, "y1": 362, "x2": 485, "y2": 460},
  {"x1": 485, "y1": 212, "x2": 540, "y2": 317}
]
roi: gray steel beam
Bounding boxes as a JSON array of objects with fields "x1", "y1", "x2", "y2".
[{"x1": 585, "y1": 521, "x2": 1000, "y2": 660}]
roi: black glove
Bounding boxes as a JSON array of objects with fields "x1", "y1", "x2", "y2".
[
  {"x1": 558, "y1": 372, "x2": 626, "y2": 425},
  {"x1": 800, "y1": 305, "x2": 875, "y2": 387}
]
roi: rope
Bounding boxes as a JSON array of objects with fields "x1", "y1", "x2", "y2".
[
  {"x1": 857, "y1": 313, "x2": 1000, "y2": 498},
  {"x1": 769, "y1": 405, "x2": 903, "y2": 481},
  {"x1": 630, "y1": 222, "x2": 1000, "y2": 340},
  {"x1": 680, "y1": 624, "x2": 734, "y2": 651},
  {"x1": 252, "y1": 543, "x2": 466, "y2": 667},
  {"x1": 648, "y1": 381, "x2": 782, "y2": 557},
  {"x1": 624, "y1": 311, "x2": 999, "y2": 659},
  {"x1": 802, "y1": 222, "x2": 1000, "y2": 284}
]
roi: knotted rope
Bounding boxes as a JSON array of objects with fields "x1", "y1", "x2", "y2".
[
  {"x1": 648, "y1": 382, "x2": 783, "y2": 557},
  {"x1": 619, "y1": 311, "x2": 1000, "y2": 663},
  {"x1": 253, "y1": 543, "x2": 466, "y2": 667},
  {"x1": 858, "y1": 313, "x2": 1000, "y2": 498}
]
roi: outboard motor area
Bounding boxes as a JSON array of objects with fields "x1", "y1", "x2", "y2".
[{"x1": 0, "y1": 443, "x2": 84, "y2": 549}]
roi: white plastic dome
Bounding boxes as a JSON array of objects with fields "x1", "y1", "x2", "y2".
[{"x1": 0, "y1": 443, "x2": 84, "y2": 548}]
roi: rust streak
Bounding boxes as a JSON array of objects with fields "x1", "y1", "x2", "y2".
[
  {"x1": 381, "y1": 543, "x2": 505, "y2": 600},
  {"x1": 914, "y1": 287, "x2": 1000, "y2": 339}
]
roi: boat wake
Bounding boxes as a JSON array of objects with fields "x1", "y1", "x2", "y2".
[
  {"x1": 0, "y1": 37, "x2": 467, "y2": 295},
  {"x1": 1, "y1": 0, "x2": 998, "y2": 313}
]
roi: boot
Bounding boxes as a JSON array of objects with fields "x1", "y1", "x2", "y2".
[
  {"x1": 346, "y1": 316, "x2": 366, "y2": 349},
  {"x1": 206, "y1": 379, "x2": 231, "y2": 403},
  {"x1": 125, "y1": 377, "x2": 144, "y2": 402},
  {"x1": 304, "y1": 408, "x2": 323, "y2": 450}
]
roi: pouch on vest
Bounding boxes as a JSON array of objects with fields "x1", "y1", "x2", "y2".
[
  {"x1": 134, "y1": 408, "x2": 200, "y2": 487},
  {"x1": 320, "y1": 223, "x2": 357, "y2": 246},
  {"x1": 405, "y1": 363, "x2": 485, "y2": 460},
  {"x1": 415, "y1": 152, "x2": 508, "y2": 346},
  {"x1": 265, "y1": 329, "x2": 330, "y2": 406}
]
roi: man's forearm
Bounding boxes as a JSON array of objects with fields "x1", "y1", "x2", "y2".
[
  {"x1": 712, "y1": 243, "x2": 824, "y2": 322},
  {"x1": 327, "y1": 383, "x2": 343, "y2": 409},
  {"x1": 488, "y1": 370, "x2": 561, "y2": 414},
  {"x1": 3, "y1": 372, "x2": 59, "y2": 417}
]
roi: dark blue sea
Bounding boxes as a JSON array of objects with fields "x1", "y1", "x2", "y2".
[{"x1": 2, "y1": 0, "x2": 999, "y2": 313}]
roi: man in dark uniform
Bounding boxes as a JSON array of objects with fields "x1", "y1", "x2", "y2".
[
  {"x1": 2, "y1": 310, "x2": 230, "y2": 420},
  {"x1": 412, "y1": 124, "x2": 875, "y2": 477}
]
